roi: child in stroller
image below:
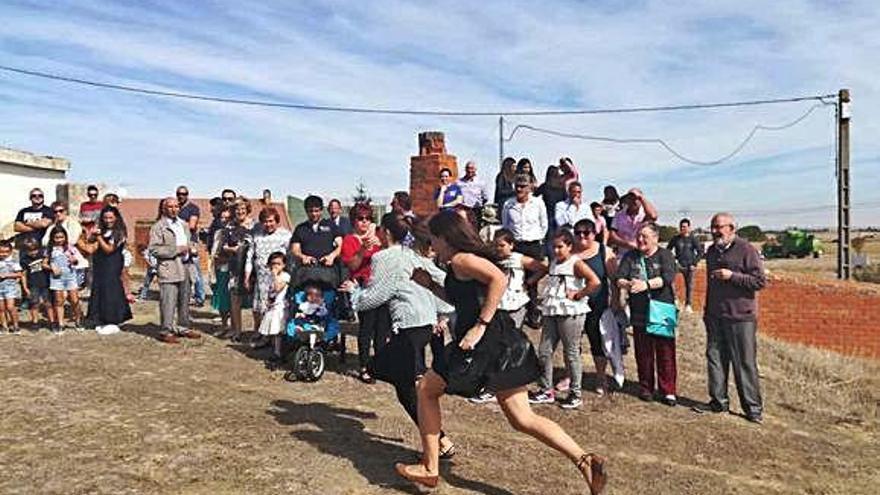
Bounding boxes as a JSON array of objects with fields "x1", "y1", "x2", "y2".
[{"x1": 284, "y1": 278, "x2": 342, "y2": 382}]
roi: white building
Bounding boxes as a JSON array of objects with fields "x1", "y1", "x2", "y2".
[{"x1": 0, "y1": 146, "x2": 70, "y2": 239}]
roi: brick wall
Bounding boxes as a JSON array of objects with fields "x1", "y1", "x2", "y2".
[
  {"x1": 674, "y1": 268, "x2": 880, "y2": 359},
  {"x1": 409, "y1": 132, "x2": 458, "y2": 218}
]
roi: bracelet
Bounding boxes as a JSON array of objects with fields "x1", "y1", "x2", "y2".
[{"x1": 477, "y1": 316, "x2": 491, "y2": 326}]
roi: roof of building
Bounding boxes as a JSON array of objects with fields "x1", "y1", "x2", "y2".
[{"x1": 0, "y1": 146, "x2": 70, "y2": 172}]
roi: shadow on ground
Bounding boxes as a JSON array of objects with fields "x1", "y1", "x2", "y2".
[{"x1": 268, "y1": 399, "x2": 515, "y2": 495}]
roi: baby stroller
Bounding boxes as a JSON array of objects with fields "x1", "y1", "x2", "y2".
[{"x1": 283, "y1": 260, "x2": 351, "y2": 382}]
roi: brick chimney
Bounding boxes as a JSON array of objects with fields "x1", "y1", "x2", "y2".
[{"x1": 409, "y1": 132, "x2": 458, "y2": 217}]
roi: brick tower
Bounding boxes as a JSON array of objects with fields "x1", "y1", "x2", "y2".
[{"x1": 409, "y1": 131, "x2": 458, "y2": 217}]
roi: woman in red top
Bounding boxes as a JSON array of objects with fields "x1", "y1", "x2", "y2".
[{"x1": 340, "y1": 202, "x2": 390, "y2": 383}]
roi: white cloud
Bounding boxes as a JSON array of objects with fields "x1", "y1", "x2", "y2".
[{"x1": 0, "y1": 0, "x2": 877, "y2": 226}]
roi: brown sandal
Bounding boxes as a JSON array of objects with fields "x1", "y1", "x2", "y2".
[
  {"x1": 394, "y1": 462, "x2": 439, "y2": 489},
  {"x1": 575, "y1": 453, "x2": 607, "y2": 495}
]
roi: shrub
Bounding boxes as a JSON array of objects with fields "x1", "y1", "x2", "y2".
[{"x1": 737, "y1": 225, "x2": 766, "y2": 242}]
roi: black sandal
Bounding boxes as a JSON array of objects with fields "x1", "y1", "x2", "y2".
[{"x1": 576, "y1": 453, "x2": 607, "y2": 495}]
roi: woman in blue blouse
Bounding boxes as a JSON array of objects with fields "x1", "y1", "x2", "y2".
[{"x1": 434, "y1": 168, "x2": 463, "y2": 210}]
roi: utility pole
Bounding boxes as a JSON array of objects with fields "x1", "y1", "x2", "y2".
[
  {"x1": 498, "y1": 115, "x2": 505, "y2": 169},
  {"x1": 837, "y1": 89, "x2": 851, "y2": 280}
]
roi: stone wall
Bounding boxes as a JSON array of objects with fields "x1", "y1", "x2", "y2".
[{"x1": 409, "y1": 132, "x2": 457, "y2": 217}]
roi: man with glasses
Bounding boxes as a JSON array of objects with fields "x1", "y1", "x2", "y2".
[
  {"x1": 176, "y1": 186, "x2": 205, "y2": 307},
  {"x1": 78, "y1": 185, "x2": 103, "y2": 225},
  {"x1": 693, "y1": 212, "x2": 766, "y2": 424},
  {"x1": 14, "y1": 188, "x2": 55, "y2": 244},
  {"x1": 554, "y1": 181, "x2": 591, "y2": 230},
  {"x1": 501, "y1": 174, "x2": 548, "y2": 327}
]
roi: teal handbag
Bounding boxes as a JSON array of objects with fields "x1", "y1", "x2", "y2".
[{"x1": 640, "y1": 257, "x2": 678, "y2": 338}]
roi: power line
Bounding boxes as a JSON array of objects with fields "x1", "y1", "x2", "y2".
[
  {"x1": 0, "y1": 64, "x2": 837, "y2": 117},
  {"x1": 503, "y1": 102, "x2": 833, "y2": 166}
]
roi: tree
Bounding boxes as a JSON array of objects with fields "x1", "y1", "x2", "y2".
[
  {"x1": 352, "y1": 180, "x2": 371, "y2": 205},
  {"x1": 737, "y1": 225, "x2": 766, "y2": 242},
  {"x1": 658, "y1": 225, "x2": 679, "y2": 243}
]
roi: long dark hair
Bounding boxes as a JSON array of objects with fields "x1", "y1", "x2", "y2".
[
  {"x1": 100, "y1": 206, "x2": 128, "y2": 242},
  {"x1": 428, "y1": 210, "x2": 498, "y2": 261}
]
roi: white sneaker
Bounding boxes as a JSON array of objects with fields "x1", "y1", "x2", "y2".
[{"x1": 613, "y1": 374, "x2": 625, "y2": 388}]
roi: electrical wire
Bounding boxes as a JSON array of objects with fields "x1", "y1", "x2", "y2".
[
  {"x1": 0, "y1": 64, "x2": 837, "y2": 117},
  {"x1": 503, "y1": 102, "x2": 833, "y2": 166}
]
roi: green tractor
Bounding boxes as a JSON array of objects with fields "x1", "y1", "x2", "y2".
[{"x1": 762, "y1": 229, "x2": 823, "y2": 259}]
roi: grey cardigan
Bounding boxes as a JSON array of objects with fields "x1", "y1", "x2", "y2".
[{"x1": 148, "y1": 217, "x2": 187, "y2": 284}]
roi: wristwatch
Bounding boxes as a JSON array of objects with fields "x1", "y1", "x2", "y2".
[{"x1": 477, "y1": 316, "x2": 491, "y2": 326}]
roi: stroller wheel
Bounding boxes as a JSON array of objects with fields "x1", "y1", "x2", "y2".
[
  {"x1": 305, "y1": 349, "x2": 325, "y2": 381},
  {"x1": 292, "y1": 346, "x2": 310, "y2": 381}
]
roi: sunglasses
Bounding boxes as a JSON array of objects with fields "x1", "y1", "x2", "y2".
[
  {"x1": 177, "y1": 192, "x2": 189, "y2": 196},
  {"x1": 88, "y1": 192, "x2": 98, "y2": 196},
  {"x1": 574, "y1": 230, "x2": 591, "y2": 237},
  {"x1": 222, "y1": 197, "x2": 235, "y2": 202},
  {"x1": 53, "y1": 209, "x2": 65, "y2": 214},
  {"x1": 355, "y1": 216, "x2": 371, "y2": 221},
  {"x1": 31, "y1": 194, "x2": 44, "y2": 198}
]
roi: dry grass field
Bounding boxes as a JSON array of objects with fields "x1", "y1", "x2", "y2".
[
  {"x1": 1, "y1": 294, "x2": 878, "y2": 494},
  {"x1": 762, "y1": 231, "x2": 880, "y2": 282}
]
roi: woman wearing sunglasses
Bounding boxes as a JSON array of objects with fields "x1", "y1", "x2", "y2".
[{"x1": 340, "y1": 202, "x2": 388, "y2": 383}]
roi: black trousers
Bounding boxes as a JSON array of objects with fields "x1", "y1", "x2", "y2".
[
  {"x1": 357, "y1": 305, "x2": 391, "y2": 369},
  {"x1": 513, "y1": 240, "x2": 545, "y2": 323}
]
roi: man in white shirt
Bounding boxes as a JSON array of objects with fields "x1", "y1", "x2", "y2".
[
  {"x1": 502, "y1": 174, "x2": 548, "y2": 259},
  {"x1": 554, "y1": 181, "x2": 591, "y2": 230},
  {"x1": 456, "y1": 161, "x2": 489, "y2": 209},
  {"x1": 502, "y1": 174, "x2": 548, "y2": 327}
]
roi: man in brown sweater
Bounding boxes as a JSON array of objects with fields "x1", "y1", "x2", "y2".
[{"x1": 695, "y1": 212, "x2": 766, "y2": 423}]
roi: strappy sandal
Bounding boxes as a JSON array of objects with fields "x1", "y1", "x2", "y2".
[
  {"x1": 575, "y1": 453, "x2": 608, "y2": 495},
  {"x1": 439, "y1": 442, "x2": 456, "y2": 460},
  {"x1": 394, "y1": 462, "x2": 439, "y2": 489}
]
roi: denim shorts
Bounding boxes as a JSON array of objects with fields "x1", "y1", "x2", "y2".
[
  {"x1": 50, "y1": 272, "x2": 78, "y2": 292},
  {"x1": 0, "y1": 280, "x2": 21, "y2": 300},
  {"x1": 27, "y1": 287, "x2": 50, "y2": 305}
]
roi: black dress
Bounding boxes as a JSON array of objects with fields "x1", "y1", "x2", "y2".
[
  {"x1": 433, "y1": 272, "x2": 540, "y2": 397},
  {"x1": 87, "y1": 235, "x2": 132, "y2": 326}
]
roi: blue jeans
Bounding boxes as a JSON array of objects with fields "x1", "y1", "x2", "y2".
[
  {"x1": 139, "y1": 269, "x2": 156, "y2": 300},
  {"x1": 189, "y1": 256, "x2": 205, "y2": 304}
]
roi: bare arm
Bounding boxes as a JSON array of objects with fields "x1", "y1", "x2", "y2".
[
  {"x1": 573, "y1": 260, "x2": 601, "y2": 299},
  {"x1": 450, "y1": 253, "x2": 506, "y2": 325},
  {"x1": 640, "y1": 196, "x2": 658, "y2": 222}
]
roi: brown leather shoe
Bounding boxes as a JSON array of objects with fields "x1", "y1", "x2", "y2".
[
  {"x1": 158, "y1": 332, "x2": 180, "y2": 344},
  {"x1": 179, "y1": 329, "x2": 201, "y2": 339},
  {"x1": 394, "y1": 462, "x2": 439, "y2": 489}
]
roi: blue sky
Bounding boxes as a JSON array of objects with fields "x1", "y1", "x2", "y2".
[{"x1": 0, "y1": 0, "x2": 877, "y2": 228}]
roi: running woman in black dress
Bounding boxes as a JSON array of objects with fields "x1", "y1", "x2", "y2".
[{"x1": 396, "y1": 210, "x2": 607, "y2": 494}]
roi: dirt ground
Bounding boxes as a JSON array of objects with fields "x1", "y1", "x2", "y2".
[{"x1": 1, "y1": 296, "x2": 878, "y2": 494}]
